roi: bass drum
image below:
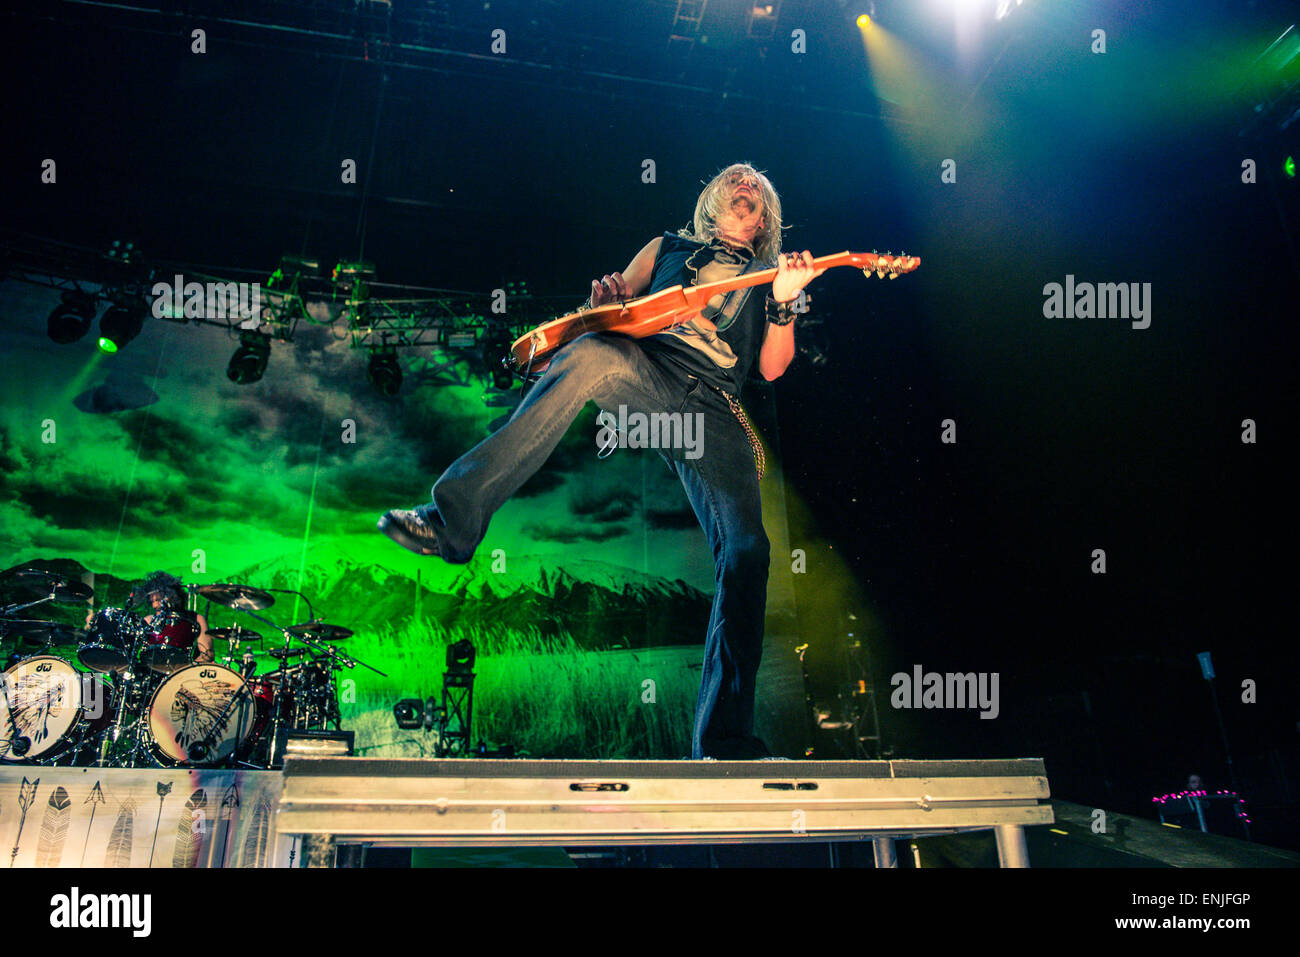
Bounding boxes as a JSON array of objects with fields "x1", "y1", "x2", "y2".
[
  {"x1": 1, "y1": 656, "x2": 112, "y2": 762},
  {"x1": 146, "y1": 663, "x2": 260, "y2": 766}
]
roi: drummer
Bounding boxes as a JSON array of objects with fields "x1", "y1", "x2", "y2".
[{"x1": 84, "y1": 571, "x2": 214, "y2": 665}]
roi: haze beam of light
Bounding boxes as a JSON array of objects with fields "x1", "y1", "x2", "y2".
[
  {"x1": 759, "y1": 445, "x2": 891, "y2": 730},
  {"x1": 105, "y1": 326, "x2": 173, "y2": 579},
  {"x1": 291, "y1": 411, "x2": 328, "y2": 626},
  {"x1": 56, "y1": 347, "x2": 107, "y2": 408},
  {"x1": 857, "y1": 16, "x2": 990, "y2": 158}
]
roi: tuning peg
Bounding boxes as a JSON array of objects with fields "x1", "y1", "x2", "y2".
[
  {"x1": 875, "y1": 266, "x2": 886, "y2": 278},
  {"x1": 888, "y1": 271, "x2": 898, "y2": 279},
  {"x1": 861, "y1": 268, "x2": 873, "y2": 279}
]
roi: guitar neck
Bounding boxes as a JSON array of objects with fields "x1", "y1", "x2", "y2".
[{"x1": 681, "y1": 250, "x2": 917, "y2": 308}]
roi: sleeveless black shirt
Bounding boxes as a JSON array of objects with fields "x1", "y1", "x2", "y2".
[{"x1": 638, "y1": 231, "x2": 774, "y2": 394}]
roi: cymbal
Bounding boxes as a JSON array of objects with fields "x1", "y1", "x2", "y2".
[
  {"x1": 1, "y1": 569, "x2": 92, "y2": 603},
  {"x1": 286, "y1": 622, "x2": 353, "y2": 642},
  {"x1": 209, "y1": 626, "x2": 263, "y2": 643},
  {"x1": 1, "y1": 619, "x2": 84, "y2": 648},
  {"x1": 192, "y1": 583, "x2": 274, "y2": 611},
  {"x1": 268, "y1": 647, "x2": 307, "y2": 660}
]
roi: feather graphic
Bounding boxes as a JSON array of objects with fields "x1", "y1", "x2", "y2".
[
  {"x1": 104, "y1": 802, "x2": 136, "y2": 868},
  {"x1": 172, "y1": 788, "x2": 208, "y2": 869},
  {"x1": 238, "y1": 797, "x2": 272, "y2": 868},
  {"x1": 34, "y1": 786, "x2": 72, "y2": 868},
  {"x1": 80, "y1": 781, "x2": 106, "y2": 867},
  {"x1": 9, "y1": 777, "x2": 39, "y2": 868}
]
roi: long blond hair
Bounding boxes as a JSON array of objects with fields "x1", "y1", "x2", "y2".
[{"x1": 679, "y1": 163, "x2": 783, "y2": 263}]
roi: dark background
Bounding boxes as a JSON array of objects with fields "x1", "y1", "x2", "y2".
[{"x1": 4, "y1": 1, "x2": 1296, "y2": 844}]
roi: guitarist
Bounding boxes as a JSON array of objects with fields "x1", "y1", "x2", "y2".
[{"x1": 380, "y1": 163, "x2": 824, "y2": 759}]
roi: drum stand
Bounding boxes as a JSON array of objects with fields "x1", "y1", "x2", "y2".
[
  {"x1": 222, "y1": 611, "x2": 380, "y2": 769},
  {"x1": 91, "y1": 627, "x2": 159, "y2": 769},
  {"x1": 0, "y1": 671, "x2": 33, "y2": 761}
]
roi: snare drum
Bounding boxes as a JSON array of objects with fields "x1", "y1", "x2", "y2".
[
  {"x1": 78, "y1": 607, "x2": 147, "y2": 673},
  {"x1": 140, "y1": 611, "x2": 199, "y2": 674},
  {"x1": 1, "y1": 656, "x2": 112, "y2": 762},
  {"x1": 146, "y1": 663, "x2": 259, "y2": 766}
]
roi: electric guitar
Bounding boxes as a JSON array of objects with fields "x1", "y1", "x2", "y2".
[{"x1": 505, "y1": 250, "x2": 920, "y2": 377}]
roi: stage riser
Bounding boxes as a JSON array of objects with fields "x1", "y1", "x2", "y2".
[
  {"x1": 277, "y1": 809, "x2": 1053, "y2": 842},
  {"x1": 276, "y1": 757, "x2": 1054, "y2": 861}
]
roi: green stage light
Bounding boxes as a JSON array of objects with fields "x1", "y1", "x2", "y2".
[
  {"x1": 1286, "y1": 155, "x2": 1295, "y2": 178},
  {"x1": 98, "y1": 301, "x2": 146, "y2": 353}
]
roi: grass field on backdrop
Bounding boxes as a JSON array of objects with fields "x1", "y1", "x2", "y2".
[{"x1": 341, "y1": 618, "x2": 699, "y2": 759}]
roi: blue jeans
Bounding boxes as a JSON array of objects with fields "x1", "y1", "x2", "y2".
[{"x1": 419, "y1": 333, "x2": 770, "y2": 759}]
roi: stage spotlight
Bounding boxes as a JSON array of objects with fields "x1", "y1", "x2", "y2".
[
  {"x1": 393, "y1": 698, "x2": 425, "y2": 730},
  {"x1": 227, "y1": 330, "x2": 272, "y2": 384},
  {"x1": 994, "y1": 0, "x2": 1025, "y2": 20},
  {"x1": 98, "y1": 299, "x2": 146, "y2": 353},
  {"x1": 1286, "y1": 155, "x2": 1295, "y2": 178},
  {"x1": 446, "y1": 639, "x2": 476, "y2": 672},
  {"x1": 367, "y1": 348, "x2": 403, "y2": 396},
  {"x1": 46, "y1": 291, "x2": 97, "y2": 344}
]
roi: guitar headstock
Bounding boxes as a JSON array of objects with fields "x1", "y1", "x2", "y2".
[{"x1": 843, "y1": 250, "x2": 921, "y2": 279}]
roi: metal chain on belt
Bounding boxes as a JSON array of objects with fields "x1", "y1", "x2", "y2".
[{"x1": 719, "y1": 389, "x2": 766, "y2": 481}]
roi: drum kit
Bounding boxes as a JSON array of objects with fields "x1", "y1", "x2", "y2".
[{"x1": 0, "y1": 566, "x2": 384, "y2": 769}]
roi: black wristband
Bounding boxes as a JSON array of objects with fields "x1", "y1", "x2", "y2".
[{"x1": 765, "y1": 294, "x2": 798, "y2": 326}]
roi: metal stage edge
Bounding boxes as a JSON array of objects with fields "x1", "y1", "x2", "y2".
[{"x1": 273, "y1": 757, "x2": 1054, "y2": 868}]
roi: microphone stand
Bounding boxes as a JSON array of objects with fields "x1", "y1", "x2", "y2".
[{"x1": 0, "y1": 675, "x2": 31, "y2": 759}]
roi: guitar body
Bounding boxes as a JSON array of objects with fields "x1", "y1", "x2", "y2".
[
  {"x1": 505, "y1": 250, "x2": 920, "y2": 377},
  {"x1": 507, "y1": 285, "x2": 695, "y2": 376}
]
